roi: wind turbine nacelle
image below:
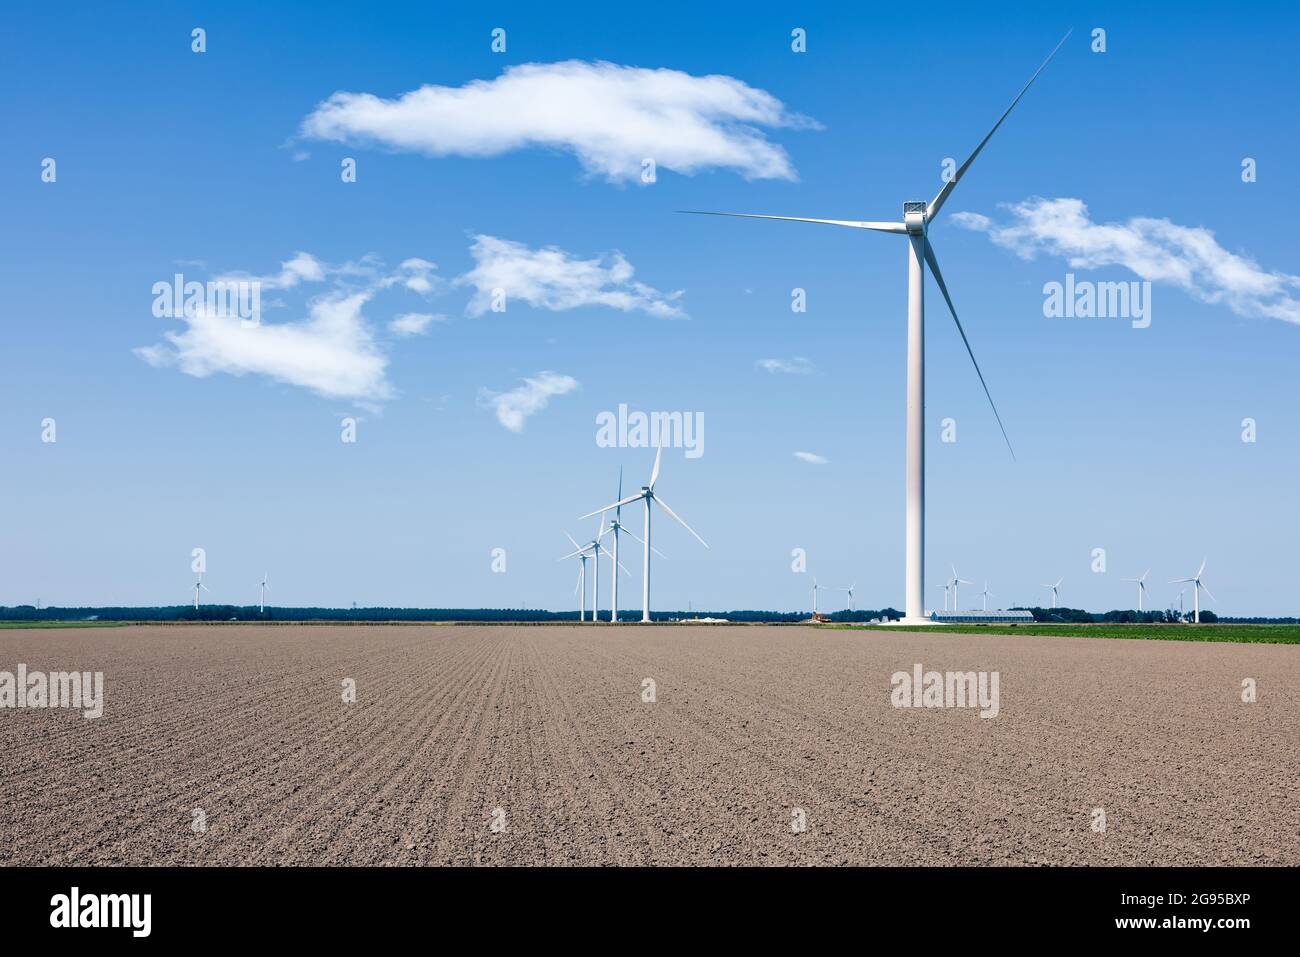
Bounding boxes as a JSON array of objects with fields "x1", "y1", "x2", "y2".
[{"x1": 903, "y1": 201, "x2": 927, "y2": 234}]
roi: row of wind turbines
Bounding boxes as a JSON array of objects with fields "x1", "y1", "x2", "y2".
[
  {"x1": 188, "y1": 573, "x2": 271, "y2": 612},
  {"x1": 560, "y1": 446, "x2": 709, "y2": 623},
  {"x1": 932, "y1": 560, "x2": 1216, "y2": 622}
]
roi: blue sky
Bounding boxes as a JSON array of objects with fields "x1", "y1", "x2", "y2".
[{"x1": 2, "y1": 1, "x2": 1298, "y2": 614}]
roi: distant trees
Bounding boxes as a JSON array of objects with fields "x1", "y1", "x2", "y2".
[{"x1": 0, "y1": 605, "x2": 903, "y2": 624}]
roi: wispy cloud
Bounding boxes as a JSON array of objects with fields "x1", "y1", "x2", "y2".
[
  {"x1": 389, "y1": 312, "x2": 447, "y2": 336},
  {"x1": 136, "y1": 254, "x2": 439, "y2": 403},
  {"x1": 756, "y1": 356, "x2": 814, "y2": 374},
  {"x1": 457, "y1": 234, "x2": 685, "y2": 318},
  {"x1": 953, "y1": 198, "x2": 1300, "y2": 325},
  {"x1": 214, "y1": 251, "x2": 325, "y2": 291},
  {"x1": 793, "y1": 451, "x2": 829, "y2": 465},
  {"x1": 299, "y1": 60, "x2": 817, "y2": 183},
  {"x1": 478, "y1": 372, "x2": 579, "y2": 432}
]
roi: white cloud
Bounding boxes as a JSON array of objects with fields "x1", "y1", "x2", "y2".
[
  {"x1": 216, "y1": 251, "x2": 326, "y2": 291},
  {"x1": 457, "y1": 234, "x2": 685, "y2": 318},
  {"x1": 389, "y1": 312, "x2": 446, "y2": 336},
  {"x1": 478, "y1": 372, "x2": 579, "y2": 432},
  {"x1": 392, "y1": 258, "x2": 438, "y2": 294},
  {"x1": 793, "y1": 451, "x2": 829, "y2": 465},
  {"x1": 136, "y1": 292, "x2": 392, "y2": 402},
  {"x1": 300, "y1": 60, "x2": 817, "y2": 183},
  {"x1": 953, "y1": 198, "x2": 1300, "y2": 325},
  {"x1": 757, "y1": 356, "x2": 814, "y2": 374},
  {"x1": 136, "y1": 253, "x2": 440, "y2": 403}
]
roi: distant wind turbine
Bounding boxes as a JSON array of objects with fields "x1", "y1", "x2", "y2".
[
  {"x1": 1041, "y1": 577, "x2": 1063, "y2": 609},
  {"x1": 192, "y1": 574, "x2": 210, "y2": 610},
  {"x1": 581, "y1": 445, "x2": 708, "y2": 623},
  {"x1": 559, "y1": 534, "x2": 590, "y2": 621},
  {"x1": 683, "y1": 30, "x2": 1072, "y2": 623},
  {"x1": 934, "y1": 583, "x2": 950, "y2": 612},
  {"x1": 949, "y1": 566, "x2": 974, "y2": 611},
  {"x1": 1121, "y1": 568, "x2": 1150, "y2": 612},
  {"x1": 258, "y1": 573, "x2": 269, "y2": 614},
  {"x1": 981, "y1": 581, "x2": 992, "y2": 612},
  {"x1": 560, "y1": 527, "x2": 625, "y2": 623},
  {"x1": 1170, "y1": 559, "x2": 1214, "y2": 624}
]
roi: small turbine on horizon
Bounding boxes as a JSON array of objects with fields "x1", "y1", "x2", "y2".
[
  {"x1": 258, "y1": 573, "x2": 270, "y2": 614},
  {"x1": 192, "y1": 574, "x2": 210, "y2": 610},
  {"x1": 949, "y1": 566, "x2": 974, "y2": 611},
  {"x1": 981, "y1": 581, "x2": 993, "y2": 612},
  {"x1": 1121, "y1": 568, "x2": 1150, "y2": 612},
  {"x1": 1041, "y1": 577, "x2": 1063, "y2": 609},
  {"x1": 1170, "y1": 559, "x2": 1214, "y2": 624}
]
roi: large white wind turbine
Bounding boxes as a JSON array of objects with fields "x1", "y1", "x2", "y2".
[
  {"x1": 981, "y1": 581, "x2": 992, "y2": 612},
  {"x1": 1122, "y1": 568, "x2": 1150, "y2": 612},
  {"x1": 580, "y1": 445, "x2": 708, "y2": 623},
  {"x1": 1040, "y1": 577, "x2": 1063, "y2": 609},
  {"x1": 1170, "y1": 559, "x2": 1214, "y2": 624},
  {"x1": 948, "y1": 566, "x2": 974, "y2": 611},
  {"x1": 684, "y1": 31, "x2": 1071, "y2": 623}
]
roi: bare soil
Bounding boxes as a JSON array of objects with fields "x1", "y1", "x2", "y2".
[{"x1": 1, "y1": 624, "x2": 1295, "y2": 865}]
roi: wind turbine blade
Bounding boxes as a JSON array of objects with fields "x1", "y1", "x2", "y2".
[
  {"x1": 924, "y1": 242, "x2": 1015, "y2": 459},
  {"x1": 616, "y1": 465, "x2": 623, "y2": 517},
  {"x1": 649, "y1": 444, "x2": 662, "y2": 489},
  {"x1": 565, "y1": 532, "x2": 582, "y2": 549},
  {"x1": 1169, "y1": 577, "x2": 1194, "y2": 584},
  {"x1": 599, "y1": 545, "x2": 632, "y2": 577},
  {"x1": 679, "y1": 211, "x2": 906, "y2": 233},
  {"x1": 616, "y1": 524, "x2": 665, "y2": 558},
  {"x1": 1055, "y1": 577, "x2": 1064, "y2": 588},
  {"x1": 1200, "y1": 582, "x2": 1216, "y2": 602},
  {"x1": 651, "y1": 497, "x2": 709, "y2": 549},
  {"x1": 557, "y1": 548, "x2": 585, "y2": 561},
  {"x1": 579, "y1": 493, "x2": 643, "y2": 519},
  {"x1": 1196, "y1": 558, "x2": 1207, "y2": 578},
  {"x1": 927, "y1": 28, "x2": 1073, "y2": 220},
  {"x1": 1141, "y1": 568, "x2": 1150, "y2": 582}
]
